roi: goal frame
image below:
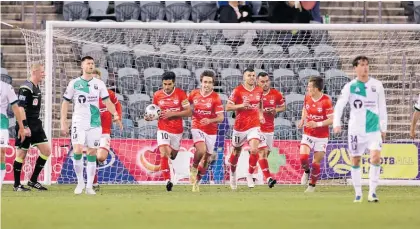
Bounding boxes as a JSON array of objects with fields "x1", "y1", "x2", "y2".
[{"x1": 43, "y1": 21, "x2": 420, "y2": 185}]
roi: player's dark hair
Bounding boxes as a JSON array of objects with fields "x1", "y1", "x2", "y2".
[
  {"x1": 162, "y1": 71, "x2": 176, "y2": 82},
  {"x1": 309, "y1": 76, "x2": 324, "y2": 91},
  {"x1": 257, "y1": 71, "x2": 269, "y2": 78},
  {"x1": 352, "y1": 56, "x2": 369, "y2": 67},
  {"x1": 200, "y1": 70, "x2": 215, "y2": 83},
  {"x1": 81, "y1": 56, "x2": 94, "y2": 62},
  {"x1": 243, "y1": 68, "x2": 255, "y2": 74}
]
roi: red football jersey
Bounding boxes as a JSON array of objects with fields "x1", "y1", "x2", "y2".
[
  {"x1": 153, "y1": 88, "x2": 189, "y2": 134},
  {"x1": 261, "y1": 88, "x2": 285, "y2": 133},
  {"x1": 99, "y1": 90, "x2": 122, "y2": 134},
  {"x1": 303, "y1": 94, "x2": 333, "y2": 138},
  {"x1": 188, "y1": 89, "x2": 224, "y2": 135},
  {"x1": 228, "y1": 84, "x2": 263, "y2": 132}
]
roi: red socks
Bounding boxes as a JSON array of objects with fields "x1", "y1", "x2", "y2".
[
  {"x1": 300, "y1": 154, "x2": 310, "y2": 172},
  {"x1": 258, "y1": 158, "x2": 271, "y2": 179},
  {"x1": 248, "y1": 153, "x2": 258, "y2": 174},
  {"x1": 229, "y1": 153, "x2": 239, "y2": 173},
  {"x1": 310, "y1": 162, "x2": 320, "y2": 185},
  {"x1": 160, "y1": 156, "x2": 170, "y2": 181}
]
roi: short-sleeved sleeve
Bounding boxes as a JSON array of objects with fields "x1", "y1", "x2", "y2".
[
  {"x1": 63, "y1": 80, "x2": 74, "y2": 102},
  {"x1": 99, "y1": 81, "x2": 109, "y2": 100},
  {"x1": 324, "y1": 96, "x2": 333, "y2": 116},
  {"x1": 276, "y1": 91, "x2": 285, "y2": 107},
  {"x1": 214, "y1": 94, "x2": 224, "y2": 114},
  {"x1": 179, "y1": 90, "x2": 190, "y2": 107},
  {"x1": 228, "y1": 88, "x2": 240, "y2": 104},
  {"x1": 18, "y1": 86, "x2": 32, "y2": 107},
  {"x1": 6, "y1": 85, "x2": 18, "y2": 105},
  {"x1": 188, "y1": 90, "x2": 195, "y2": 105}
]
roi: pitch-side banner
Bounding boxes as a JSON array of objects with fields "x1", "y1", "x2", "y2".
[{"x1": 3, "y1": 139, "x2": 420, "y2": 183}]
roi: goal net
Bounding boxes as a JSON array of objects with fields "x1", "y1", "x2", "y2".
[{"x1": 9, "y1": 22, "x2": 420, "y2": 186}]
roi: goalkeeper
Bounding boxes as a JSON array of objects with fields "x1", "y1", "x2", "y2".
[
  {"x1": 92, "y1": 68, "x2": 123, "y2": 191},
  {"x1": 333, "y1": 56, "x2": 387, "y2": 203}
]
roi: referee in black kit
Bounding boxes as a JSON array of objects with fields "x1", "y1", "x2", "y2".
[{"x1": 13, "y1": 63, "x2": 51, "y2": 191}]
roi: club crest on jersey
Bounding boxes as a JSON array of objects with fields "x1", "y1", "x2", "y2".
[
  {"x1": 32, "y1": 98, "x2": 38, "y2": 106},
  {"x1": 94, "y1": 84, "x2": 98, "y2": 90},
  {"x1": 371, "y1": 86, "x2": 376, "y2": 92},
  {"x1": 317, "y1": 107, "x2": 322, "y2": 113},
  {"x1": 159, "y1": 100, "x2": 165, "y2": 105},
  {"x1": 174, "y1": 99, "x2": 179, "y2": 105},
  {"x1": 206, "y1": 103, "x2": 211, "y2": 108},
  {"x1": 270, "y1": 100, "x2": 274, "y2": 105},
  {"x1": 355, "y1": 87, "x2": 360, "y2": 93},
  {"x1": 256, "y1": 95, "x2": 260, "y2": 100}
]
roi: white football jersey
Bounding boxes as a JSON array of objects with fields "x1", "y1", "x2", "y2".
[{"x1": 0, "y1": 81, "x2": 18, "y2": 130}]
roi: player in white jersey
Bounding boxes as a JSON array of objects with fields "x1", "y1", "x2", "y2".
[
  {"x1": 409, "y1": 94, "x2": 420, "y2": 139},
  {"x1": 333, "y1": 56, "x2": 387, "y2": 203},
  {"x1": 60, "y1": 56, "x2": 121, "y2": 195},
  {"x1": 0, "y1": 81, "x2": 26, "y2": 189}
]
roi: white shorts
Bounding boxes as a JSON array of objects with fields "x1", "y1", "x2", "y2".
[
  {"x1": 99, "y1": 134, "x2": 111, "y2": 152},
  {"x1": 300, "y1": 134, "x2": 328, "y2": 152},
  {"x1": 71, "y1": 126, "x2": 102, "y2": 148},
  {"x1": 348, "y1": 132, "x2": 382, "y2": 157},
  {"x1": 157, "y1": 130, "x2": 182, "y2": 151},
  {"x1": 231, "y1": 127, "x2": 267, "y2": 149},
  {"x1": 191, "y1": 129, "x2": 217, "y2": 154},
  {"x1": 0, "y1": 129, "x2": 9, "y2": 147},
  {"x1": 262, "y1": 132, "x2": 274, "y2": 150}
]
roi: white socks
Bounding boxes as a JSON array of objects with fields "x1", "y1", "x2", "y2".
[
  {"x1": 351, "y1": 166, "x2": 362, "y2": 196},
  {"x1": 369, "y1": 164, "x2": 381, "y2": 196},
  {"x1": 86, "y1": 161, "x2": 96, "y2": 189},
  {"x1": 73, "y1": 154, "x2": 85, "y2": 186}
]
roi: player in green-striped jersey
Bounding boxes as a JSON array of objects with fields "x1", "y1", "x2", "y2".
[
  {"x1": 60, "y1": 56, "x2": 120, "y2": 195},
  {"x1": 333, "y1": 56, "x2": 387, "y2": 203}
]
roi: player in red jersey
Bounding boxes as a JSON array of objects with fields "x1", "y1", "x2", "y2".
[
  {"x1": 298, "y1": 76, "x2": 333, "y2": 192},
  {"x1": 226, "y1": 68, "x2": 276, "y2": 190},
  {"x1": 92, "y1": 68, "x2": 123, "y2": 191},
  {"x1": 257, "y1": 72, "x2": 285, "y2": 184},
  {"x1": 188, "y1": 70, "x2": 224, "y2": 192},
  {"x1": 145, "y1": 71, "x2": 192, "y2": 191}
]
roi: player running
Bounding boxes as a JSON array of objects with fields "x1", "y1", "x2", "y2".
[
  {"x1": 298, "y1": 76, "x2": 333, "y2": 193},
  {"x1": 13, "y1": 64, "x2": 52, "y2": 191},
  {"x1": 60, "y1": 56, "x2": 120, "y2": 195},
  {"x1": 188, "y1": 70, "x2": 224, "y2": 192},
  {"x1": 226, "y1": 68, "x2": 276, "y2": 189},
  {"x1": 257, "y1": 72, "x2": 284, "y2": 186},
  {"x1": 144, "y1": 71, "x2": 192, "y2": 192},
  {"x1": 92, "y1": 68, "x2": 123, "y2": 191},
  {"x1": 0, "y1": 81, "x2": 26, "y2": 190},
  {"x1": 333, "y1": 56, "x2": 387, "y2": 203}
]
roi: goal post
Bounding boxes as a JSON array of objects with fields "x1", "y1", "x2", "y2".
[{"x1": 14, "y1": 21, "x2": 420, "y2": 186}]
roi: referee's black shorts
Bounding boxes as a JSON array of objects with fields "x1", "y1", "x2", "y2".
[{"x1": 15, "y1": 118, "x2": 48, "y2": 150}]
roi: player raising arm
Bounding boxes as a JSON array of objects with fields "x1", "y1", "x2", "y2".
[
  {"x1": 144, "y1": 71, "x2": 192, "y2": 192},
  {"x1": 13, "y1": 64, "x2": 52, "y2": 192},
  {"x1": 92, "y1": 68, "x2": 123, "y2": 191},
  {"x1": 188, "y1": 70, "x2": 224, "y2": 192},
  {"x1": 257, "y1": 72, "x2": 284, "y2": 187},
  {"x1": 298, "y1": 76, "x2": 333, "y2": 193},
  {"x1": 60, "y1": 56, "x2": 120, "y2": 195},
  {"x1": 333, "y1": 56, "x2": 387, "y2": 203},
  {"x1": 226, "y1": 68, "x2": 276, "y2": 190},
  {"x1": 0, "y1": 81, "x2": 26, "y2": 190}
]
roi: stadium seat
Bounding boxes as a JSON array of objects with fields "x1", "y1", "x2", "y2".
[
  {"x1": 165, "y1": 1, "x2": 192, "y2": 22},
  {"x1": 144, "y1": 67, "x2": 164, "y2": 97},
  {"x1": 133, "y1": 44, "x2": 157, "y2": 71},
  {"x1": 220, "y1": 68, "x2": 242, "y2": 95},
  {"x1": 107, "y1": 44, "x2": 132, "y2": 72},
  {"x1": 325, "y1": 69, "x2": 350, "y2": 98},
  {"x1": 111, "y1": 119, "x2": 134, "y2": 138},
  {"x1": 211, "y1": 45, "x2": 235, "y2": 73},
  {"x1": 261, "y1": 45, "x2": 288, "y2": 73},
  {"x1": 117, "y1": 67, "x2": 143, "y2": 95},
  {"x1": 313, "y1": 44, "x2": 340, "y2": 73},
  {"x1": 298, "y1": 68, "x2": 321, "y2": 94},
  {"x1": 288, "y1": 44, "x2": 312, "y2": 73},
  {"x1": 149, "y1": 20, "x2": 173, "y2": 46},
  {"x1": 200, "y1": 20, "x2": 223, "y2": 46},
  {"x1": 88, "y1": 1, "x2": 109, "y2": 17},
  {"x1": 234, "y1": 152, "x2": 264, "y2": 185},
  {"x1": 174, "y1": 20, "x2": 199, "y2": 47},
  {"x1": 272, "y1": 68, "x2": 297, "y2": 95},
  {"x1": 171, "y1": 68, "x2": 195, "y2": 93},
  {"x1": 63, "y1": 1, "x2": 89, "y2": 21},
  {"x1": 218, "y1": 93, "x2": 229, "y2": 105},
  {"x1": 1, "y1": 68, "x2": 8, "y2": 75},
  {"x1": 140, "y1": 1, "x2": 165, "y2": 22},
  {"x1": 284, "y1": 93, "x2": 305, "y2": 122},
  {"x1": 128, "y1": 98, "x2": 151, "y2": 123},
  {"x1": 118, "y1": 100, "x2": 130, "y2": 119},
  {"x1": 170, "y1": 151, "x2": 194, "y2": 184},
  {"x1": 191, "y1": 1, "x2": 217, "y2": 22},
  {"x1": 236, "y1": 44, "x2": 259, "y2": 70},
  {"x1": 115, "y1": 1, "x2": 141, "y2": 22},
  {"x1": 126, "y1": 93, "x2": 150, "y2": 105},
  {"x1": 274, "y1": 125, "x2": 295, "y2": 140},
  {"x1": 185, "y1": 45, "x2": 210, "y2": 72},
  {"x1": 82, "y1": 44, "x2": 106, "y2": 68},
  {"x1": 159, "y1": 44, "x2": 182, "y2": 69},
  {"x1": 134, "y1": 125, "x2": 158, "y2": 139}
]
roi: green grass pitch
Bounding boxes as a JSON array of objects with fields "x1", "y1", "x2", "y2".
[{"x1": 2, "y1": 185, "x2": 420, "y2": 229}]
